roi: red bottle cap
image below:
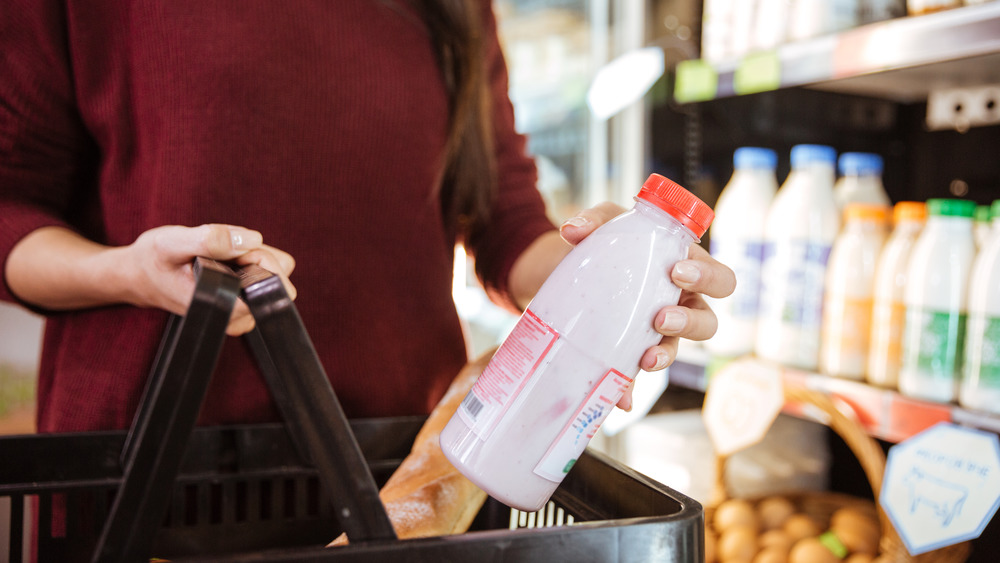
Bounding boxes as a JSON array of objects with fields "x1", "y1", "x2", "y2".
[{"x1": 637, "y1": 174, "x2": 714, "y2": 238}]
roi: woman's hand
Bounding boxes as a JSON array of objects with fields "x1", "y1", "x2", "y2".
[
  {"x1": 5, "y1": 224, "x2": 296, "y2": 336},
  {"x1": 121, "y1": 224, "x2": 297, "y2": 335},
  {"x1": 559, "y1": 203, "x2": 736, "y2": 411}
]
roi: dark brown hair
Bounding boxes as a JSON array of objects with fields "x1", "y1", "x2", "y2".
[{"x1": 416, "y1": 0, "x2": 497, "y2": 245}]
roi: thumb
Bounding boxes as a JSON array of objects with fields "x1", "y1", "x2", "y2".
[{"x1": 153, "y1": 224, "x2": 264, "y2": 264}]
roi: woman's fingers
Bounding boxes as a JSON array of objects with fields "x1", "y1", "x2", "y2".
[
  {"x1": 670, "y1": 244, "x2": 736, "y2": 299},
  {"x1": 558, "y1": 202, "x2": 626, "y2": 245},
  {"x1": 152, "y1": 224, "x2": 265, "y2": 264}
]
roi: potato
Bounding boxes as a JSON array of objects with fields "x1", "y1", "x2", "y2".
[
  {"x1": 788, "y1": 537, "x2": 840, "y2": 563},
  {"x1": 757, "y1": 497, "x2": 796, "y2": 530},
  {"x1": 758, "y1": 529, "x2": 793, "y2": 554},
  {"x1": 718, "y1": 524, "x2": 758, "y2": 562},
  {"x1": 782, "y1": 513, "x2": 821, "y2": 543},
  {"x1": 752, "y1": 546, "x2": 788, "y2": 563},
  {"x1": 715, "y1": 499, "x2": 760, "y2": 533}
]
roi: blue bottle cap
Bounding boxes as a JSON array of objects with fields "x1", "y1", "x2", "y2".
[
  {"x1": 733, "y1": 147, "x2": 777, "y2": 170},
  {"x1": 790, "y1": 144, "x2": 837, "y2": 168},
  {"x1": 838, "y1": 152, "x2": 884, "y2": 176}
]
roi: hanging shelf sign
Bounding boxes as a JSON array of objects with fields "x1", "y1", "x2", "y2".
[{"x1": 880, "y1": 422, "x2": 1000, "y2": 555}]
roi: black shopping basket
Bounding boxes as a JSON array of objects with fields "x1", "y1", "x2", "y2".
[{"x1": 0, "y1": 258, "x2": 704, "y2": 562}]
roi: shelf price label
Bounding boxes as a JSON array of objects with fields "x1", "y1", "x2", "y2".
[
  {"x1": 733, "y1": 51, "x2": 781, "y2": 95},
  {"x1": 674, "y1": 59, "x2": 718, "y2": 103},
  {"x1": 703, "y1": 359, "x2": 783, "y2": 456},
  {"x1": 880, "y1": 422, "x2": 1000, "y2": 555}
]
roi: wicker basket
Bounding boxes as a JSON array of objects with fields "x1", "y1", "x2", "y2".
[{"x1": 705, "y1": 385, "x2": 971, "y2": 562}]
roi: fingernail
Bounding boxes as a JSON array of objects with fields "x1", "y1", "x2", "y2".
[
  {"x1": 659, "y1": 310, "x2": 686, "y2": 332},
  {"x1": 560, "y1": 216, "x2": 589, "y2": 231},
  {"x1": 653, "y1": 351, "x2": 671, "y2": 371},
  {"x1": 230, "y1": 228, "x2": 262, "y2": 250},
  {"x1": 620, "y1": 394, "x2": 633, "y2": 412},
  {"x1": 672, "y1": 261, "x2": 701, "y2": 284}
]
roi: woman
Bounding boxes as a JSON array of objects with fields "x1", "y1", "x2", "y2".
[{"x1": 0, "y1": 0, "x2": 733, "y2": 436}]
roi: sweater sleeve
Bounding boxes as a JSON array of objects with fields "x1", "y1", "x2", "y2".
[
  {"x1": 0, "y1": 0, "x2": 93, "y2": 304},
  {"x1": 469, "y1": 1, "x2": 557, "y2": 311}
]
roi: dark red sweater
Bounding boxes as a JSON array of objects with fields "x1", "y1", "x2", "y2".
[{"x1": 0, "y1": 1, "x2": 554, "y2": 432}]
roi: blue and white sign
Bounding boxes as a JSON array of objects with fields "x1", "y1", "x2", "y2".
[{"x1": 880, "y1": 422, "x2": 1000, "y2": 555}]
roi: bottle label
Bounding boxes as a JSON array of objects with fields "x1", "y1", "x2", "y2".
[
  {"x1": 965, "y1": 316, "x2": 1000, "y2": 384},
  {"x1": 826, "y1": 296, "x2": 873, "y2": 360},
  {"x1": 871, "y1": 299, "x2": 907, "y2": 361},
  {"x1": 710, "y1": 239, "x2": 765, "y2": 318},
  {"x1": 533, "y1": 369, "x2": 633, "y2": 482},
  {"x1": 457, "y1": 308, "x2": 559, "y2": 440},
  {"x1": 902, "y1": 307, "x2": 967, "y2": 379},
  {"x1": 759, "y1": 240, "x2": 831, "y2": 327}
]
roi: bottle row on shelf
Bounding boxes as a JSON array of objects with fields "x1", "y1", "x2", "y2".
[
  {"x1": 704, "y1": 144, "x2": 1000, "y2": 417},
  {"x1": 701, "y1": 0, "x2": 995, "y2": 64}
]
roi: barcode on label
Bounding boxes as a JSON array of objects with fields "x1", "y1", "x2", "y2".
[{"x1": 461, "y1": 392, "x2": 484, "y2": 420}]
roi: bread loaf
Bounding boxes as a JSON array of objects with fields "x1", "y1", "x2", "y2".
[{"x1": 329, "y1": 349, "x2": 493, "y2": 545}]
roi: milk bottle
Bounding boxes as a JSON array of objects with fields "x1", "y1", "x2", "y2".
[
  {"x1": 960, "y1": 200, "x2": 1000, "y2": 413},
  {"x1": 441, "y1": 174, "x2": 714, "y2": 512},
  {"x1": 867, "y1": 202, "x2": 926, "y2": 388},
  {"x1": 834, "y1": 152, "x2": 890, "y2": 211},
  {"x1": 820, "y1": 203, "x2": 889, "y2": 379},
  {"x1": 974, "y1": 204, "x2": 992, "y2": 249},
  {"x1": 898, "y1": 199, "x2": 977, "y2": 403},
  {"x1": 755, "y1": 144, "x2": 840, "y2": 371},
  {"x1": 704, "y1": 147, "x2": 779, "y2": 358}
]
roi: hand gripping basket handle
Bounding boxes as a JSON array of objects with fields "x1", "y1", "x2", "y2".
[
  {"x1": 93, "y1": 259, "x2": 394, "y2": 563},
  {"x1": 712, "y1": 385, "x2": 971, "y2": 563},
  {"x1": 237, "y1": 263, "x2": 396, "y2": 543}
]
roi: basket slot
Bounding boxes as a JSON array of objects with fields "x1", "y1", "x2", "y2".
[
  {"x1": 2, "y1": 494, "x2": 25, "y2": 563},
  {"x1": 509, "y1": 502, "x2": 576, "y2": 530}
]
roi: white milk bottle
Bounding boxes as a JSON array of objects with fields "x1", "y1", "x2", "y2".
[
  {"x1": 898, "y1": 199, "x2": 977, "y2": 403},
  {"x1": 755, "y1": 144, "x2": 840, "y2": 371},
  {"x1": 867, "y1": 201, "x2": 927, "y2": 388},
  {"x1": 441, "y1": 174, "x2": 714, "y2": 512},
  {"x1": 960, "y1": 200, "x2": 1000, "y2": 413},
  {"x1": 704, "y1": 147, "x2": 779, "y2": 358},
  {"x1": 974, "y1": 204, "x2": 992, "y2": 250},
  {"x1": 820, "y1": 203, "x2": 889, "y2": 379},
  {"x1": 834, "y1": 152, "x2": 891, "y2": 211}
]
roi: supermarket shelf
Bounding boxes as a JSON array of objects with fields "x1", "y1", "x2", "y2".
[
  {"x1": 674, "y1": 3, "x2": 1000, "y2": 103},
  {"x1": 669, "y1": 347, "x2": 1000, "y2": 444}
]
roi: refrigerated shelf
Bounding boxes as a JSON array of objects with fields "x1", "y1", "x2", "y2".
[
  {"x1": 675, "y1": 2, "x2": 1000, "y2": 103},
  {"x1": 669, "y1": 346, "x2": 1000, "y2": 444}
]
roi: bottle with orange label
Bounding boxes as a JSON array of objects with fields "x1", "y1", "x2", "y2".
[
  {"x1": 820, "y1": 203, "x2": 890, "y2": 379},
  {"x1": 867, "y1": 202, "x2": 927, "y2": 388}
]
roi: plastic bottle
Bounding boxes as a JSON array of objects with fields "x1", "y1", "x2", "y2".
[
  {"x1": 788, "y1": 0, "x2": 859, "y2": 42},
  {"x1": 441, "y1": 174, "x2": 714, "y2": 512},
  {"x1": 858, "y1": 0, "x2": 906, "y2": 24},
  {"x1": 974, "y1": 204, "x2": 992, "y2": 249},
  {"x1": 867, "y1": 201, "x2": 927, "y2": 388},
  {"x1": 834, "y1": 152, "x2": 891, "y2": 211},
  {"x1": 704, "y1": 147, "x2": 779, "y2": 358},
  {"x1": 960, "y1": 200, "x2": 1000, "y2": 413},
  {"x1": 755, "y1": 144, "x2": 840, "y2": 371},
  {"x1": 898, "y1": 198, "x2": 977, "y2": 403},
  {"x1": 907, "y1": 0, "x2": 960, "y2": 14},
  {"x1": 820, "y1": 203, "x2": 889, "y2": 379}
]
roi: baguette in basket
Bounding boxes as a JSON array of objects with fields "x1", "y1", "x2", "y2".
[{"x1": 329, "y1": 350, "x2": 492, "y2": 545}]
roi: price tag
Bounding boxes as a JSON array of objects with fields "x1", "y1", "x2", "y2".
[
  {"x1": 880, "y1": 422, "x2": 1000, "y2": 555},
  {"x1": 674, "y1": 59, "x2": 718, "y2": 103},
  {"x1": 733, "y1": 51, "x2": 781, "y2": 95},
  {"x1": 702, "y1": 359, "x2": 783, "y2": 456}
]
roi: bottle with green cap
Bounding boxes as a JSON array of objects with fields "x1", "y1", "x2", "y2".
[
  {"x1": 974, "y1": 204, "x2": 992, "y2": 249},
  {"x1": 899, "y1": 198, "x2": 977, "y2": 403},
  {"x1": 960, "y1": 199, "x2": 1000, "y2": 413}
]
